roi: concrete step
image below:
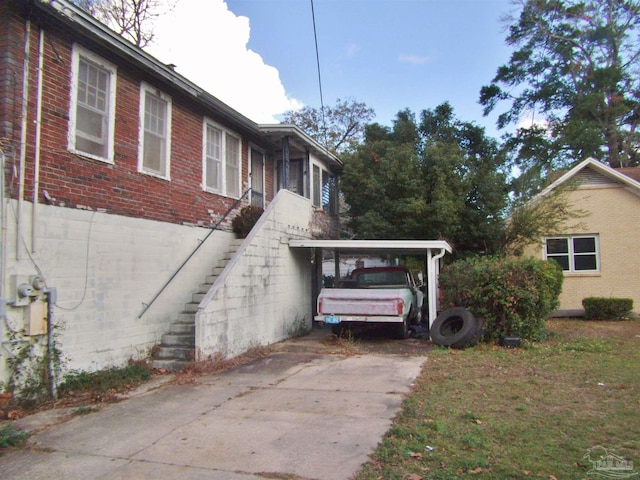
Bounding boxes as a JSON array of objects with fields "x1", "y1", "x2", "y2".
[
  {"x1": 153, "y1": 345, "x2": 194, "y2": 360},
  {"x1": 178, "y1": 312, "x2": 195, "y2": 323},
  {"x1": 151, "y1": 358, "x2": 188, "y2": 371},
  {"x1": 183, "y1": 302, "x2": 199, "y2": 313},
  {"x1": 192, "y1": 292, "x2": 206, "y2": 303},
  {"x1": 161, "y1": 332, "x2": 195, "y2": 346},
  {"x1": 211, "y1": 266, "x2": 225, "y2": 276},
  {"x1": 170, "y1": 322, "x2": 195, "y2": 334},
  {"x1": 199, "y1": 283, "x2": 213, "y2": 292}
]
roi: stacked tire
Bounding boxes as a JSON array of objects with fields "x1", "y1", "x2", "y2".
[{"x1": 429, "y1": 307, "x2": 481, "y2": 349}]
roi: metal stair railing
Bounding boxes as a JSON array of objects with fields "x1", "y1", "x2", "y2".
[{"x1": 138, "y1": 188, "x2": 251, "y2": 318}]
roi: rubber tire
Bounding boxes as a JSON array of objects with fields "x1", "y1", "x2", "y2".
[
  {"x1": 429, "y1": 307, "x2": 478, "y2": 348},
  {"x1": 391, "y1": 316, "x2": 410, "y2": 339}
]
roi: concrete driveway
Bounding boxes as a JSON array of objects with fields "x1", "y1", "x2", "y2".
[{"x1": 1, "y1": 332, "x2": 427, "y2": 480}]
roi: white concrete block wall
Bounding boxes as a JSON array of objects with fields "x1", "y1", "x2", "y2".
[
  {"x1": 1, "y1": 201, "x2": 235, "y2": 381},
  {"x1": 196, "y1": 190, "x2": 313, "y2": 360}
]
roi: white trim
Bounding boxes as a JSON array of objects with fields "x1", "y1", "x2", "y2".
[
  {"x1": 544, "y1": 234, "x2": 600, "y2": 273},
  {"x1": 538, "y1": 157, "x2": 640, "y2": 199},
  {"x1": 68, "y1": 44, "x2": 117, "y2": 163},
  {"x1": 249, "y1": 145, "x2": 265, "y2": 207},
  {"x1": 202, "y1": 118, "x2": 241, "y2": 199},
  {"x1": 138, "y1": 82, "x2": 171, "y2": 180}
]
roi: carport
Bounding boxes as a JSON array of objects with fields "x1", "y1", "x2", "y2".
[{"x1": 288, "y1": 239, "x2": 452, "y2": 328}]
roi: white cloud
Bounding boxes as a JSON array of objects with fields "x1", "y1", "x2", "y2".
[
  {"x1": 398, "y1": 53, "x2": 435, "y2": 65},
  {"x1": 146, "y1": 0, "x2": 302, "y2": 123},
  {"x1": 517, "y1": 110, "x2": 549, "y2": 131}
]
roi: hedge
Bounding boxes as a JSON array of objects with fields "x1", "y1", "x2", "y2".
[
  {"x1": 439, "y1": 257, "x2": 564, "y2": 341},
  {"x1": 582, "y1": 297, "x2": 633, "y2": 320}
]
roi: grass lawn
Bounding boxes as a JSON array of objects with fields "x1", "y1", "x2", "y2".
[{"x1": 355, "y1": 318, "x2": 640, "y2": 480}]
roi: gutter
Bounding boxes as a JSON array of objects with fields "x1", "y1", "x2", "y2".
[{"x1": 35, "y1": 0, "x2": 260, "y2": 135}]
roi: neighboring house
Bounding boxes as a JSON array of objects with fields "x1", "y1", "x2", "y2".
[
  {"x1": 0, "y1": 0, "x2": 341, "y2": 382},
  {"x1": 521, "y1": 158, "x2": 640, "y2": 316}
]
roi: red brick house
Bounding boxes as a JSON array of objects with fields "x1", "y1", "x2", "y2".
[{"x1": 0, "y1": 0, "x2": 342, "y2": 383}]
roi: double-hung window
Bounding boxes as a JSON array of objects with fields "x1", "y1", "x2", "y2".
[
  {"x1": 203, "y1": 120, "x2": 241, "y2": 198},
  {"x1": 69, "y1": 45, "x2": 116, "y2": 162},
  {"x1": 139, "y1": 83, "x2": 171, "y2": 179},
  {"x1": 545, "y1": 235, "x2": 599, "y2": 272}
]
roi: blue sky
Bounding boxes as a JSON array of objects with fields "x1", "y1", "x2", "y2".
[{"x1": 149, "y1": 0, "x2": 517, "y2": 138}]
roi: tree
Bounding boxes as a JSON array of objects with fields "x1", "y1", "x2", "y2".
[
  {"x1": 282, "y1": 98, "x2": 375, "y2": 155},
  {"x1": 340, "y1": 104, "x2": 510, "y2": 258},
  {"x1": 480, "y1": 0, "x2": 640, "y2": 169},
  {"x1": 73, "y1": 0, "x2": 168, "y2": 48}
]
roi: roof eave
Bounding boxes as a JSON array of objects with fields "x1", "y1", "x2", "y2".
[
  {"x1": 258, "y1": 124, "x2": 343, "y2": 169},
  {"x1": 36, "y1": 0, "x2": 260, "y2": 134}
]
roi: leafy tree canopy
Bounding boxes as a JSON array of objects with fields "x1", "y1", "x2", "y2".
[
  {"x1": 481, "y1": 0, "x2": 640, "y2": 170},
  {"x1": 282, "y1": 98, "x2": 375, "y2": 155},
  {"x1": 340, "y1": 103, "x2": 510, "y2": 258}
]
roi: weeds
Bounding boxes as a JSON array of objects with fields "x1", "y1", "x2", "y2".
[
  {"x1": 0, "y1": 424, "x2": 27, "y2": 449},
  {"x1": 57, "y1": 359, "x2": 153, "y2": 397}
]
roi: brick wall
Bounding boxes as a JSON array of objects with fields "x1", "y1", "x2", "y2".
[
  {"x1": 2, "y1": 6, "x2": 271, "y2": 229},
  {"x1": 522, "y1": 184, "x2": 640, "y2": 313}
]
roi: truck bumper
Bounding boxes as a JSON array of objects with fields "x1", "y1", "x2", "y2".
[{"x1": 315, "y1": 315, "x2": 405, "y2": 324}]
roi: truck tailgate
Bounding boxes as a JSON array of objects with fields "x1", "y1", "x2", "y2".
[{"x1": 318, "y1": 288, "x2": 408, "y2": 316}]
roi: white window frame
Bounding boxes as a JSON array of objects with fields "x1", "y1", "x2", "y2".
[
  {"x1": 138, "y1": 82, "x2": 171, "y2": 180},
  {"x1": 68, "y1": 44, "x2": 117, "y2": 163},
  {"x1": 311, "y1": 160, "x2": 336, "y2": 212},
  {"x1": 544, "y1": 235, "x2": 600, "y2": 273},
  {"x1": 202, "y1": 119, "x2": 241, "y2": 198}
]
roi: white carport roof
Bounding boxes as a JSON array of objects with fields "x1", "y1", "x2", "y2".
[
  {"x1": 289, "y1": 239, "x2": 452, "y2": 325},
  {"x1": 288, "y1": 239, "x2": 452, "y2": 254}
]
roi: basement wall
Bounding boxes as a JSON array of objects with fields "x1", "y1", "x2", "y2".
[
  {"x1": 196, "y1": 190, "x2": 313, "y2": 359},
  {"x1": 1, "y1": 201, "x2": 235, "y2": 382}
]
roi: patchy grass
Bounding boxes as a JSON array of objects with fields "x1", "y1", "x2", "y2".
[
  {"x1": 355, "y1": 318, "x2": 640, "y2": 480},
  {"x1": 0, "y1": 424, "x2": 28, "y2": 449},
  {"x1": 57, "y1": 359, "x2": 153, "y2": 397}
]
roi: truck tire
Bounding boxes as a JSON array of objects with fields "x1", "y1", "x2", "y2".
[
  {"x1": 429, "y1": 307, "x2": 478, "y2": 348},
  {"x1": 391, "y1": 317, "x2": 410, "y2": 339}
]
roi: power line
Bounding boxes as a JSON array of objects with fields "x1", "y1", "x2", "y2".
[{"x1": 310, "y1": 0, "x2": 328, "y2": 148}]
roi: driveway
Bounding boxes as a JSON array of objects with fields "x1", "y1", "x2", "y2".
[{"x1": 1, "y1": 328, "x2": 429, "y2": 480}]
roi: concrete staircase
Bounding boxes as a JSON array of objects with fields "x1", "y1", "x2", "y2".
[{"x1": 151, "y1": 238, "x2": 244, "y2": 371}]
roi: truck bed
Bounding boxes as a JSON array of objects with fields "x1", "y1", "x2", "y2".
[{"x1": 317, "y1": 288, "x2": 408, "y2": 317}]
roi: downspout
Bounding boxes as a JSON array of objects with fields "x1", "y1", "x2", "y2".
[
  {"x1": 427, "y1": 248, "x2": 447, "y2": 329},
  {"x1": 32, "y1": 28, "x2": 45, "y2": 253},
  {"x1": 17, "y1": 19, "x2": 31, "y2": 260}
]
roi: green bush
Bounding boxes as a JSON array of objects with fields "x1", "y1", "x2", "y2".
[
  {"x1": 582, "y1": 297, "x2": 633, "y2": 320},
  {"x1": 439, "y1": 257, "x2": 564, "y2": 341}
]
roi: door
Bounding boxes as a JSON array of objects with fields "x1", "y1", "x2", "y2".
[{"x1": 250, "y1": 148, "x2": 264, "y2": 207}]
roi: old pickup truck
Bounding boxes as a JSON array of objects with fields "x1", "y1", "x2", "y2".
[{"x1": 315, "y1": 266, "x2": 424, "y2": 338}]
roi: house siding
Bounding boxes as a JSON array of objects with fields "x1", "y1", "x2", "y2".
[
  {"x1": 0, "y1": 0, "x2": 341, "y2": 385},
  {"x1": 523, "y1": 182, "x2": 640, "y2": 314},
  {"x1": 2, "y1": 11, "x2": 260, "y2": 228}
]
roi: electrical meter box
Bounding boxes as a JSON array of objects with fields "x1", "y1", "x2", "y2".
[{"x1": 26, "y1": 300, "x2": 48, "y2": 336}]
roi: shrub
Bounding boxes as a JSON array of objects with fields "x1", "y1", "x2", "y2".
[
  {"x1": 582, "y1": 297, "x2": 633, "y2": 320},
  {"x1": 439, "y1": 256, "x2": 563, "y2": 341},
  {"x1": 231, "y1": 205, "x2": 264, "y2": 238}
]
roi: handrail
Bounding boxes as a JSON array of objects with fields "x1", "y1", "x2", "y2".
[{"x1": 138, "y1": 188, "x2": 252, "y2": 318}]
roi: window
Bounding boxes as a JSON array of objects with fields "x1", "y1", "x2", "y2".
[
  {"x1": 312, "y1": 165, "x2": 321, "y2": 207},
  {"x1": 69, "y1": 45, "x2": 116, "y2": 162},
  {"x1": 139, "y1": 83, "x2": 171, "y2": 178},
  {"x1": 203, "y1": 120, "x2": 241, "y2": 198},
  {"x1": 312, "y1": 164, "x2": 336, "y2": 213},
  {"x1": 545, "y1": 235, "x2": 599, "y2": 272}
]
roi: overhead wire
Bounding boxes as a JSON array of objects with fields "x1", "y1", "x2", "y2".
[{"x1": 310, "y1": 0, "x2": 328, "y2": 149}]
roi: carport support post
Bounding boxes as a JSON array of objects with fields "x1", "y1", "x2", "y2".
[
  {"x1": 426, "y1": 248, "x2": 447, "y2": 329},
  {"x1": 333, "y1": 248, "x2": 340, "y2": 284}
]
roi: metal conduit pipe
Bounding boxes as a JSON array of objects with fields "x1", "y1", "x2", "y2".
[
  {"x1": 32, "y1": 28, "x2": 45, "y2": 253},
  {"x1": 17, "y1": 19, "x2": 31, "y2": 260}
]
